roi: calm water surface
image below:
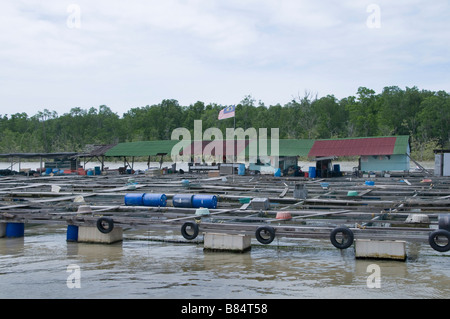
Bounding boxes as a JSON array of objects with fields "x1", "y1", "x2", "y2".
[{"x1": 0, "y1": 224, "x2": 449, "y2": 299}]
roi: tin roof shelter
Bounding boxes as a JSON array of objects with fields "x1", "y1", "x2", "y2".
[
  {"x1": 105, "y1": 140, "x2": 180, "y2": 170},
  {"x1": 308, "y1": 136, "x2": 409, "y2": 157},
  {"x1": 105, "y1": 140, "x2": 179, "y2": 157},
  {"x1": 0, "y1": 152, "x2": 79, "y2": 175},
  {"x1": 308, "y1": 136, "x2": 411, "y2": 173},
  {"x1": 103, "y1": 136, "x2": 411, "y2": 173},
  {"x1": 75, "y1": 144, "x2": 118, "y2": 171}
]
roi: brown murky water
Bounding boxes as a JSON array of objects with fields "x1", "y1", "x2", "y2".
[{"x1": 0, "y1": 224, "x2": 449, "y2": 299}]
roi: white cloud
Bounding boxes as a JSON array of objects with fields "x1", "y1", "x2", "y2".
[{"x1": 0, "y1": 0, "x2": 448, "y2": 116}]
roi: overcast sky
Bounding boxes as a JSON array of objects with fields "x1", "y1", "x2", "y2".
[{"x1": 0, "y1": 0, "x2": 449, "y2": 117}]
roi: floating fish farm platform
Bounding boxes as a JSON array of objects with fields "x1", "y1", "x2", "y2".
[{"x1": 1, "y1": 172, "x2": 449, "y2": 257}]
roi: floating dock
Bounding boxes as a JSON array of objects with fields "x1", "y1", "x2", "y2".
[{"x1": 0, "y1": 171, "x2": 449, "y2": 257}]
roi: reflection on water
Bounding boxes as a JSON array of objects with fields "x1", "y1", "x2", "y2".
[{"x1": 0, "y1": 225, "x2": 449, "y2": 299}]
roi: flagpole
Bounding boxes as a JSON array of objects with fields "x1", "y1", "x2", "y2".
[
  {"x1": 218, "y1": 105, "x2": 236, "y2": 180},
  {"x1": 232, "y1": 107, "x2": 236, "y2": 182}
]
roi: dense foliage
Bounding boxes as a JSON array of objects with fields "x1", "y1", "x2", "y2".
[{"x1": 1, "y1": 86, "x2": 449, "y2": 160}]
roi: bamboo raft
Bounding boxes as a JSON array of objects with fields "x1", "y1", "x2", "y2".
[{"x1": 0, "y1": 171, "x2": 449, "y2": 252}]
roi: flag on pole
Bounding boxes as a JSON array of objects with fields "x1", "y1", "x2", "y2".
[{"x1": 218, "y1": 105, "x2": 235, "y2": 120}]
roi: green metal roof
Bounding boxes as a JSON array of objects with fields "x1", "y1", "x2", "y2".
[
  {"x1": 105, "y1": 136, "x2": 409, "y2": 158},
  {"x1": 392, "y1": 135, "x2": 410, "y2": 155},
  {"x1": 279, "y1": 139, "x2": 315, "y2": 156},
  {"x1": 105, "y1": 140, "x2": 179, "y2": 157},
  {"x1": 242, "y1": 139, "x2": 315, "y2": 157}
]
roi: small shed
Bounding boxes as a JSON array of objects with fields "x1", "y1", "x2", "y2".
[
  {"x1": 308, "y1": 136, "x2": 411, "y2": 174},
  {"x1": 434, "y1": 149, "x2": 450, "y2": 176}
]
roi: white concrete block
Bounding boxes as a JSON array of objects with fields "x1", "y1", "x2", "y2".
[
  {"x1": 78, "y1": 226, "x2": 123, "y2": 244},
  {"x1": 204, "y1": 232, "x2": 251, "y2": 252},
  {"x1": 405, "y1": 214, "x2": 429, "y2": 224},
  {"x1": 0, "y1": 223, "x2": 5, "y2": 238},
  {"x1": 355, "y1": 239, "x2": 406, "y2": 261}
]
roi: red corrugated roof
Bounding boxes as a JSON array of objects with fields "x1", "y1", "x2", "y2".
[{"x1": 308, "y1": 137, "x2": 397, "y2": 157}]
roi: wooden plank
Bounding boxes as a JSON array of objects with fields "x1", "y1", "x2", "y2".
[
  {"x1": 0, "y1": 183, "x2": 48, "y2": 191},
  {"x1": 265, "y1": 209, "x2": 352, "y2": 222},
  {"x1": 29, "y1": 193, "x2": 97, "y2": 203},
  {"x1": 279, "y1": 186, "x2": 289, "y2": 198},
  {"x1": 96, "y1": 184, "x2": 147, "y2": 193},
  {"x1": 358, "y1": 189, "x2": 374, "y2": 196},
  {"x1": 163, "y1": 208, "x2": 240, "y2": 223},
  {"x1": 0, "y1": 204, "x2": 31, "y2": 210},
  {"x1": 406, "y1": 154, "x2": 432, "y2": 176}
]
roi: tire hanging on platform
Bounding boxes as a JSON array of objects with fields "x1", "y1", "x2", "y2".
[
  {"x1": 330, "y1": 226, "x2": 354, "y2": 249},
  {"x1": 181, "y1": 222, "x2": 199, "y2": 240},
  {"x1": 255, "y1": 226, "x2": 276, "y2": 244},
  {"x1": 428, "y1": 229, "x2": 450, "y2": 252},
  {"x1": 96, "y1": 217, "x2": 114, "y2": 234}
]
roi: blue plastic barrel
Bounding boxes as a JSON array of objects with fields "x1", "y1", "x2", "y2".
[
  {"x1": 172, "y1": 194, "x2": 194, "y2": 208},
  {"x1": 308, "y1": 167, "x2": 316, "y2": 178},
  {"x1": 124, "y1": 193, "x2": 145, "y2": 206},
  {"x1": 45, "y1": 168, "x2": 52, "y2": 174},
  {"x1": 274, "y1": 168, "x2": 281, "y2": 177},
  {"x1": 6, "y1": 223, "x2": 25, "y2": 238},
  {"x1": 87, "y1": 170, "x2": 94, "y2": 176},
  {"x1": 143, "y1": 193, "x2": 167, "y2": 207},
  {"x1": 192, "y1": 194, "x2": 218, "y2": 209},
  {"x1": 66, "y1": 225, "x2": 79, "y2": 242},
  {"x1": 238, "y1": 164, "x2": 245, "y2": 175},
  {"x1": 94, "y1": 166, "x2": 101, "y2": 175}
]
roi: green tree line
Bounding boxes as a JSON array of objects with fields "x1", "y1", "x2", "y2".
[{"x1": 1, "y1": 86, "x2": 449, "y2": 160}]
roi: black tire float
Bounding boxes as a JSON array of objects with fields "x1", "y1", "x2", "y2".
[
  {"x1": 330, "y1": 226, "x2": 354, "y2": 249},
  {"x1": 96, "y1": 217, "x2": 114, "y2": 234},
  {"x1": 428, "y1": 229, "x2": 450, "y2": 252},
  {"x1": 255, "y1": 226, "x2": 276, "y2": 244},
  {"x1": 181, "y1": 222, "x2": 199, "y2": 240}
]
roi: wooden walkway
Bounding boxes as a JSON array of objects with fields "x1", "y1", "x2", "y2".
[{"x1": 0, "y1": 172, "x2": 449, "y2": 250}]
